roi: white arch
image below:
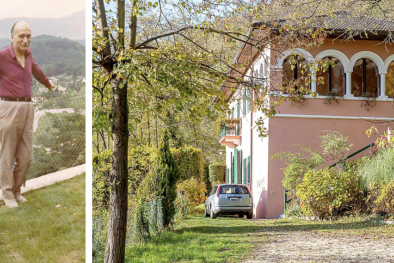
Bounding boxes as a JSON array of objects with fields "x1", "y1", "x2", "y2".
[
  {"x1": 384, "y1": 54, "x2": 394, "y2": 73},
  {"x1": 315, "y1": 49, "x2": 350, "y2": 72},
  {"x1": 349, "y1": 51, "x2": 385, "y2": 74},
  {"x1": 275, "y1": 48, "x2": 314, "y2": 68}
]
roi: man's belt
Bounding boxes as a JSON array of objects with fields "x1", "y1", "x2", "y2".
[{"x1": 0, "y1": 96, "x2": 32, "y2": 102}]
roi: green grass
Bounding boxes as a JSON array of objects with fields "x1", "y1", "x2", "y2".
[
  {"x1": 125, "y1": 207, "x2": 394, "y2": 262},
  {"x1": 0, "y1": 173, "x2": 85, "y2": 263}
]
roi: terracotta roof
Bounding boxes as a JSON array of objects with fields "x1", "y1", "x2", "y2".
[{"x1": 253, "y1": 11, "x2": 394, "y2": 33}]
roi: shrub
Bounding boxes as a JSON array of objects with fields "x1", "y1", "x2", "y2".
[
  {"x1": 133, "y1": 130, "x2": 180, "y2": 243},
  {"x1": 284, "y1": 202, "x2": 303, "y2": 218},
  {"x1": 296, "y1": 168, "x2": 364, "y2": 217},
  {"x1": 128, "y1": 147, "x2": 157, "y2": 202},
  {"x1": 368, "y1": 181, "x2": 394, "y2": 215},
  {"x1": 174, "y1": 193, "x2": 191, "y2": 219},
  {"x1": 203, "y1": 162, "x2": 211, "y2": 194},
  {"x1": 271, "y1": 146, "x2": 325, "y2": 194},
  {"x1": 172, "y1": 146, "x2": 204, "y2": 181},
  {"x1": 358, "y1": 148, "x2": 394, "y2": 189},
  {"x1": 319, "y1": 130, "x2": 352, "y2": 164},
  {"x1": 177, "y1": 177, "x2": 207, "y2": 207},
  {"x1": 209, "y1": 164, "x2": 226, "y2": 185}
]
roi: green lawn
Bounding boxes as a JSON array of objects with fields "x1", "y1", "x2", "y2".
[
  {"x1": 0, "y1": 173, "x2": 85, "y2": 263},
  {"x1": 125, "y1": 208, "x2": 394, "y2": 262}
]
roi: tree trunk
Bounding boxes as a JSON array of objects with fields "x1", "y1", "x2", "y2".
[{"x1": 104, "y1": 78, "x2": 129, "y2": 263}]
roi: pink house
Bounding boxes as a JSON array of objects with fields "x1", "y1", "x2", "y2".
[{"x1": 219, "y1": 13, "x2": 394, "y2": 219}]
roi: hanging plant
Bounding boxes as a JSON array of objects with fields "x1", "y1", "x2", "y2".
[
  {"x1": 360, "y1": 93, "x2": 377, "y2": 111},
  {"x1": 323, "y1": 91, "x2": 344, "y2": 105}
]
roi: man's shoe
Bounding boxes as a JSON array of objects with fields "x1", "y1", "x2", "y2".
[
  {"x1": 15, "y1": 195, "x2": 27, "y2": 203},
  {"x1": 4, "y1": 199, "x2": 18, "y2": 208}
]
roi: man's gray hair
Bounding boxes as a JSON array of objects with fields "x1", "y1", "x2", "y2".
[{"x1": 11, "y1": 21, "x2": 21, "y2": 35}]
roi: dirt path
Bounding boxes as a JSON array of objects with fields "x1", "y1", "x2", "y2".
[{"x1": 245, "y1": 231, "x2": 394, "y2": 262}]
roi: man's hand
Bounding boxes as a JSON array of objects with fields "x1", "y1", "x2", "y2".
[{"x1": 48, "y1": 82, "x2": 56, "y2": 90}]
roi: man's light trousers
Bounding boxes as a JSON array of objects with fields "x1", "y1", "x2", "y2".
[{"x1": 0, "y1": 100, "x2": 34, "y2": 201}]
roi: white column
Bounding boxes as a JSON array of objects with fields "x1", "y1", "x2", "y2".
[
  {"x1": 311, "y1": 69, "x2": 317, "y2": 95},
  {"x1": 379, "y1": 73, "x2": 388, "y2": 99},
  {"x1": 344, "y1": 71, "x2": 354, "y2": 98}
]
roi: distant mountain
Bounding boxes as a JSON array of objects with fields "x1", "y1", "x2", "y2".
[
  {"x1": 30, "y1": 35, "x2": 85, "y2": 76},
  {"x1": 0, "y1": 38, "x2": 8, "y2": 49},
  {"x1": 0, "y1": 10, "x2": 85, "y2": 40}
]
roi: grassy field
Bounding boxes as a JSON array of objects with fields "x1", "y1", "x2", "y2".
[
  {"x1": 125, "y1": 207, "x2": 394, "y2": 263},
  {"x1": 0, "y1": 173, "x2": 85, "y2": 263}
]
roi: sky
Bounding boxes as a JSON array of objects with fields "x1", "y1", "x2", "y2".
[{"x1": 0, "y1": 0, "x2": 85, "y2": 19}]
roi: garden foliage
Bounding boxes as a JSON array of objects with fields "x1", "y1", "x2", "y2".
[
  {"x1": 296, "y1": 168, "x2": 364, "y2": 217},
  {"x1": 172, "y1": 146, "x2": 204, "y2": 181},
  {"x1": 209, "y1": 164, "x2": 226, "y2": 185},
  {"x1": 133, "y1": 131, "x2": 180, "y2": 242},
  {"x1": 271, "y1": 146, "x2": 325, "y2": 195},
  {"x1": 358, "y1": 148, "x2": 394, "y2": 188},
  {"x1": 177, "y1": 177, "x2": 207, "y2": 208}
]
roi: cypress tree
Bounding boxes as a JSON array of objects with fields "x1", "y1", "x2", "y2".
[{"x1": 153, "y1": 130, "x2": 180, "y2": 227}]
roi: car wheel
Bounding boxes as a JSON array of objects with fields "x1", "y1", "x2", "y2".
[
  {"x1": 247, "y1": 212, "x2": 253, "y2": 219},
  {"x1": 210, "y1": 204, "x2": 217, "y2": 219},
  {"x1": 204, "y1": 204, "x2": 209, "y2": 217}
]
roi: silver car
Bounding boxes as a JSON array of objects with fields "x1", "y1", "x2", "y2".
[{"x1": 205, "y1": 184, "x2": 253, "y2": 219}]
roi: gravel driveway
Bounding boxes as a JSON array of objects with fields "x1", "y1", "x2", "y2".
[{"x1": 245, "y1": 230, "x2": 394, "y2": 263}]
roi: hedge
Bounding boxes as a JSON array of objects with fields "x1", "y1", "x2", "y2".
[
  {"x1": 209, "y1": 164, "x2": 226, "y2": 186},
  {"x1": 171, "y1": 146, "x2": 204, "y2": 181},
  {"x1": 203, "y1": 162, "x2": 211, "y2": 194}
]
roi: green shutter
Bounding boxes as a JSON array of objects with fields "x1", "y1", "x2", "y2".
[
  {"x1": 248, "y1": 156, "x2": 251, "y2": 184},
  {"x1": 237, "y1": 101, "x2": 240, "y2": 118},
  {"x1": 243, "y1": 158, "x2": 246, "y2": 184},
  {"x1": 233, "y1": 149, "x2": 238, "y2": 184},
  {"x1": 227, "y1": 168, "x2": 230, "y2": 183}
]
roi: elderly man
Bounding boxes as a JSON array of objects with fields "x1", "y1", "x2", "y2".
[{"x1": 0, "y1": 21, "x2": 54, "y2": 208}]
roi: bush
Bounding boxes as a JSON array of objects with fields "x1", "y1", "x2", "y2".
[
  {"x1": 174, "y1": 193, "x2": 191, "y2": 219},
  {"x1": 271, "y1": 146, "x2": 325, "y2": 194},
  {"x1": 358, "y1": 148, "x2": 394, "y2": 189},
  {"x1": 203, "y1": 162, "x2": 211, "y2": 194},
  {"x1": 128, "y1": 147, "x2": 157, "y2": 203},
  {"x1": 284, "y1": 202, "x2": 303, "y2": 218},
  {"x1": 172, "y1": 146, "x2": 204, "y2": 181},
  {"x1": 209, "y1": 164, "x2": 226, "y2": 185},
  {"x1": 296, "y1": 168, "x2": 364, "y2": 217},
  {"x1": 177, "y1": 177, "x2": 207, "y2": 207},
  {"x1": 368, "y1": 181, "x2": 394, "y2": 215},
  {"x1": 133, "y1": 131, "x2": 180, "y2": 243}
]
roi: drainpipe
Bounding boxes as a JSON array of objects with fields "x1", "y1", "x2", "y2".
[{"x1": 250, "y1": 88, "x2": 253, "y2": 215}]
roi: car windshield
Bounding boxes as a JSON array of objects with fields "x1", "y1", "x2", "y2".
[{"x1": 219, "y1": 186, "x2": 249, "y2": 194}]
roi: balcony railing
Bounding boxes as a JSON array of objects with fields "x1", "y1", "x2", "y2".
[
  {"x1": 219, "y1": 124, "x2": 241, "y2": 148},
  {"x1": 220, "y1": 125, "x2": 240, "y2": 138}
]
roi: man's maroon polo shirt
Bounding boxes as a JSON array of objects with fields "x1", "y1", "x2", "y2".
[{"x1": 0, "y1": 44, "x2": 51, "y2": 97}]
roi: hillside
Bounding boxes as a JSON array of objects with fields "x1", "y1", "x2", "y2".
[
  {"x1": 0, "y1": 11, "x2": 85, "y2": 40},
  {"x1": 31, "y1": 35, "x2": 85, "y2": 76},
  {"x1": 0, "y1": 35, "x2": 85, "y2": 77}
]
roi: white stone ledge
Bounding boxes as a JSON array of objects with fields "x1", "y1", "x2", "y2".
[
  {"x1": 273, "y1": 114, "x2": 394, "y2": 121},
  {"x1": 0, "y1": 164, "x2": 85, "y2": 201}
]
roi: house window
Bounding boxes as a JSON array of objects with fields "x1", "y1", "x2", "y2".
[
  {"x1": 387, "y1": 61, "x2": 394, "y2": 98},
  {"x1": 351, "y1": 58, "x2": 379, "y2": 97},
  {"x1": 282, "y1": 55, "x2": 310, "y2": 90},
  {"x1": 316, "y1": 57, "x2": 345, "y2": 95}
]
